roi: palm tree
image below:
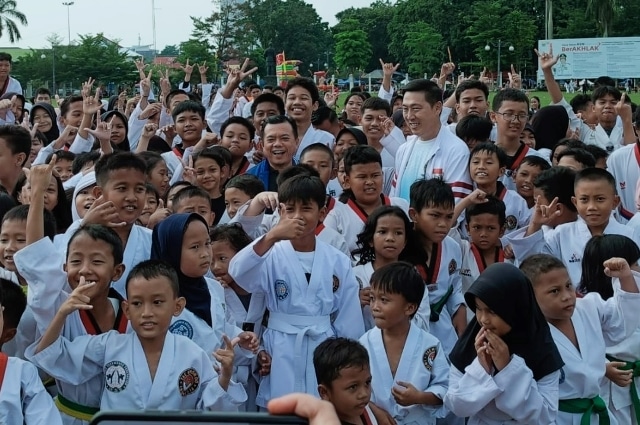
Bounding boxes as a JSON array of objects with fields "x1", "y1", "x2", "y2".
[
  {"x1": 0, "y1": 0, "x2": 27, "y2": 43},
  {"x1": 587, "y1": 0, "x2": 616, "y2": 37}
]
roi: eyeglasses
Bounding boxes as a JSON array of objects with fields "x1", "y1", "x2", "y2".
[{"x1": 495, "y1": 112, "x2": 528, "y2": 122}]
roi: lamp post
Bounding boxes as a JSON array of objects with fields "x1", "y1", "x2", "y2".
[
  {"x1": 484, "y1": 40, "x2": 514, "y2": 89},
  {"x1": 62, "y1": 2, "x2": 74, "y2": 45},
  {"x1": 41, "y1": 50, "x2": 67, "y2": 95}
]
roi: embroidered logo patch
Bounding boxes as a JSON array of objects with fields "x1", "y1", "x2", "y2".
[
  {"x1": 169, "y1": 320, "x2": 194, "y2": 339},
  {"x1": 423, "y1": 346, "x2": 437, "y2": 371},
  {"x1": 448, "y1": 259, "x2": 457, "y2": 275},
  {"x1": 275, "y1": 280, "x2": 289, "y2": 300},
  {"x1": 178, "y1": 368, "x2": 200, "y2": 396},
  {"x1": 105, "y1": 361, "x2": 129, "y2": 393},
  {"x1": 460, "y1": 268, "x2": 472, "y2": 277},
  {"x1": 332, "y1": 275, "x2": 340, "y2": 292},
  {"x1": 620, "y1": 181, "x2": 626, "y2": 190},
  {"x1": 569, "y1": 253, "x2": 582, "y2": 263},
  {"x1": 505, "y1": 215, "x2": 518, "y2": 230}
]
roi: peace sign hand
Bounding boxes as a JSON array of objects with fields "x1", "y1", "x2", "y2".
[
  {"x1": 227, "y1": 58, "x2": 259, "y2": 87},
  {"x1": 508, "y1": 64, "x2": 522, "y2": 89},
  {"x1": 135, "y1": 57, "x2": 148, "y2": 72},
  {"x1": 140, "y1": 70, "x2": 153, "y2": 97}
]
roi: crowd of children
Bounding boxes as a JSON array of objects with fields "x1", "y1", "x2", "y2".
[{"x1": 0, "y1": 46, "x2": 640, "y2": 425}]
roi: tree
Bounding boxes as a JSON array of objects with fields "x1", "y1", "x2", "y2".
[
  {"x1": 0, "y1": 0, "x2": 26, "y2": 43},
  {"x1": 587, "y1": 0, "x2": 617, "y2": 36},
  {"x1": 160, "y1": 45, "x2": 179, "y2": 56},
  {"x1": 334, "y1": 1, "x2": 394, "y2": 72},
  {"x1": 333, "y1": 18, "x2": 371, "y2": 73},
  {"x1": 403, "y1": 22, "x2": 443, "y2": 76}
]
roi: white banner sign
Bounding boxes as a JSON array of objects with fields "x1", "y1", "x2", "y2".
[{"x1": 537, "y1": 37, "x2": 640, "y2": 79}]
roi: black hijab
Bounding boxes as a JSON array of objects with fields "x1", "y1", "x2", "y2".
[
  {"x1": 530, "y1": 105, "x2": 569, "y2": 152},
  {"x1": 336, "y1": 127, "x2": 367, "y2": 146},
  {"x1": 150, "y1": 213, "x2": 212, "y2": 327},
  {"x1": 449, "y1": 263, "x2": 564, "y2": 381},
  {"x1": 29, "y1": 102, "x2": 60, "y2": 143}
]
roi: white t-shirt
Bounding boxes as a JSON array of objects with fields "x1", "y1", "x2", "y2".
[{"x1": 398, "y1": 138, "x2": 437, "y2": 200}]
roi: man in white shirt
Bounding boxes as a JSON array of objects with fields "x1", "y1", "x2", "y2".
[{"x1": 0, "y1": 53, "x2": 22, "y2": 96}]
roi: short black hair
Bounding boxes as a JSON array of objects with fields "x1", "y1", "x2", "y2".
[
  {"x1": 410, "y1": 178, "x2": 454, "y2": 212},
  {"x1": 171, "y1": 100, "x2": 205, "y2": 121},
  {"x1": 126, "y1": 259, "x2": 179, "y2": 297},
  {"x1": 402, "y1": 79, "x2": 443, "y2": 107},
  {"x1": 72, "y1": 151, "x2": 101, "y2": 175},
  {"x1": 276, "y1": 163, "x2": 320, "y2": 187},
  {"x1": 209, "y1": 223, "x2": 253, "y2": 253},
  {"x1": 165, "y1": 89, "x2": 190, "y2": 109},
  {"x1": 251, "y1": 93, "x2": 285, "y2": 117},
  {"x1": 35, "y1": 87, "x2": 51, "y2": 97},
  {"x1": 0, "y1": 125, "x2": 31, "y2": 166},
  {"x1": 60, "y1": 95, "x2": 83, "y2": 117},
  {"x1": 193, "y1": 146, "x2": 228, "y2": 169},
  {"x1": 361, "y1": 97, "x2": 391, "y2": 116},
  {"x1": 300, "y1": 142, "x2": 335, "y2": 168},
  {"x1": 0, "y1": 278, "x2": 26, "y2": 330},
  {"x1": 593, "y1": 76, "x2": 616, "y2": 89},
  {"x1": 313, "y1": 337, "x2": 370, "y2": 387},
  {"x1": 3, "y1": 205, "x2": 57, "y2": 240},
  {"x1": 534, "y1": 167, "x2": 577, "y2": 212},
  {"x1": 261, "y1": 115, "x2": 298, "y2": 140},
  {"x1": 570, "y1": 94, "x2": 592, "y2": 113},
  {"x1": 592, "y1": 85, "x2": 621, "y2": 103},
  {"x1": 343, "y1": 145, "x2": 381, "y2": 175},
  {"x1": 248, "y1": 84, "x2": 260, "y2": 92},
  {"x1": 519, "y1": 254, "x2": 566, "y2": 285},
  {"x1": 220, "y1": 116, "x2": 256, "y2": 142},
  {"x1": 137, "y1": 151, "x2": 166, "y2": 177},
  {"x1": 574, "y1": 167, "x2": 616, "y2": 192},
  {"x1": 470, "y1": 142, "x2": 507, "y2": 168},
  {"x1": 556, "y1": 148, "x2": 596, "y2": 169},
  {"x1": 370, "y1": 262, "x2": 425, "y2": 318},
  {"x1": 67, "y1": 224, "x2": 124, "y2": 264},
  {"x1": 520, "y1": 155, "x2": 551, "y2": 171},
  {"x1": 278, "y1": 174, "x2": 325, "y2": 209},
  {"x1": 311, "y1": 105, "x2": 338, "y2": 126},
  {"x1": 550, "y1": 138, "x2": 585, "y2": 162},
  {"x1": 94, "y1": 152, "x2": 147, "y2": 187},
  {"x1": 46, "y1": 149, "x2": 76, "y2": 164},
  {"x1": 0, "y1": 53, "x2": 13, "y2": 63},
  {"x1": 145, "y1": 183, "x2": 159, "y2": 202},
  {"x1": 455, "y1": 79, "x2": 489, "y2": 103},
  {"x1": 492, "y1": 88, "x2": 529, "y2": 111},
  {"x1": 466, "y1": 195, "x2": 506, "y2": 227},
  {"x1": 583, "y1": 144, "x2": 609, "y2": 162},
  {"x1": 172, "y1": 186, "x2": 211, "y2": 211},
  {"x1": 285, "y1": 77, "x2": 320, "y2": 104},
  {"x1": 456, "y1": 115, "x2": 493, "y2": 143},
  {"x1": 225, "y1": 174, "x2": 265, "y2": 198}
]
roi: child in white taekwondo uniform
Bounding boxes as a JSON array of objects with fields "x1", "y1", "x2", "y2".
[
  {"x1": 149, "y1": 214, "x2": 259, "y2": 391},
  {"x1": 505, "y1": 167, "x2": 640, "y2": 284},
  {"x1": 28, "y1": 260, "x2": 247, "y2": 412},
  {"x1": 314, "y1": 337, "x2": 379, "y2": 425},
  {"x1": 210, "y1": 224, "x2": 268, "y2": 412},
  {"x1": 607, "y1": 141, "x2": 640, "y2": 223},
  {"x1": 351, "y1": 206, "x2": 413, "y2": 331},
  {"x1": 360, "y1": 263, "x2": 449, "y2": 425},
  {"x1": 14, "y1": 159, "x2": 130, "y2": 425},
  {"x1": 521, "y1": 254, "x2": 640, "y2": 425},
  {"x1": 228, "y1": 175, "x2": 365, "y2": 408},
  {"x1": 445, "y1": 263, "x2": 564, "y2": 424},
  {"x1": 0, "y1": 285, "x2": 63, "y2": 425},
  {"x1": 578, "y1": 235, "x2": 640, "y2": 425}
]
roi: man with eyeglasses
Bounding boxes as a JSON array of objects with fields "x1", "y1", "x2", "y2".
[{"x1": 490, "y1": 88, "x2": 547, "y2": 191}]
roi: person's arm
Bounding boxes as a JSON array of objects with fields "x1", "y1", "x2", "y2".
[
  {"x1": 616, "y1": 93, "x2": 638, "y2": 145},
  {"x1": 20, "y1": 361, "x2": 64, "y2": 425},
  {"x1": 77, "y1": 80, "x2": 102, "y2": 141},
  {"x1": 25, "y1": 157, "x2": 56, "y2": 245},
  {"x1": 179, "y1": 59, "x2": 194, "y2": 93},
  {"x1": 138, "y1": 70, "x2": 153, "y2": 112},
  {"x1": 535, "y1": 45, "x2": 563, "y2": 105},
  {"x1": 379, "y1": 59, "x2": 399, "y2": 98},
  {"x1": 135, "y1": 123, "x2": 158, "y2": 153},
  {"x1": 453, "y1": 189, "x2": 487, "y2": 225}
]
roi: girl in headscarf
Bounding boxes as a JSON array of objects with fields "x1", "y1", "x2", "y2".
[
  {"x1": 445, "y1": 263, "x2": 564, "y2": 424},
  {"x1": 100, "y1": 110, "x2": 130, "y2": 151},
  {"x1": 29, "y1": 102, "x2": 60, "y2": 143},
  {"x1": 70, "y1": 171, "x2": 96, "y2": 223},
  {"x1": 150, "y1": 214, "x2": 258, "y2": 368}
]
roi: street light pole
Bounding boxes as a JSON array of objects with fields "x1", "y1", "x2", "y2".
[
  {"x1": 52, "y1": 50, "x2": 56, "y2": 95},
  {"x1": 485, "y1": 40, "x2": 514, "y2": 89},
  {"x1": 62, "y1": 2, "x2": 74, "y2": 45}
]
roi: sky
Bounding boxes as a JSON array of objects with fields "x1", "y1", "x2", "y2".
[{"x1": 6, "y1": 0, "x2": 374, "y2": 50}]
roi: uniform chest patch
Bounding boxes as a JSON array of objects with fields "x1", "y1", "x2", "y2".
[
  {"x1": 505, "y1": 215, "x2": 518, "y2": 230},
  {"x1": 448, "y1": 259, "x2": 457, "y2": 275},
  {"x1": 169, "y1": 319, "x2": 194, "y2": 339},
  {"x1": 105, "y1": 361, "x2": 129, "y2": 393},
  {"x1": 423, "y1": 346, "x2": 438, "y2": 371},
  {"x1": 178, "y1": 368, "x2": 200, "y2": 396},
  {"x1": 275, "y1": 279, "x2": 289, "y2": 300}
]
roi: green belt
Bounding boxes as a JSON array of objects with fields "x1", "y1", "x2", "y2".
[
  {"x1": 607, "y1": 354, "x2": 640, "y2": 424},
  {"x1": 558, "y1": 395, "x2": 610, "y2": 425},
  {"x1": 430, "y1": 285, "x2": 453, "y2": 322},
  {"x1": 55, "y1": 393, "x2": 99, "y2": 421}
]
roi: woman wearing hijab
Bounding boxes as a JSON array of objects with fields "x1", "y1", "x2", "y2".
[
  {"x1": 530, "y1": 105, "x2": 569, "y2": 159},
  {"x1": 29, "y1": 102, "x2": 60, "y2": 143},
  {"x1": 100, "y1": 110, "x2": 131, "y2": 151},
  {"x1": 445, "y1": 263, "x2": 564, "y2": 424},
  {"x1": 150, "y1": 213, "x2": 257, "y2": 364}
]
